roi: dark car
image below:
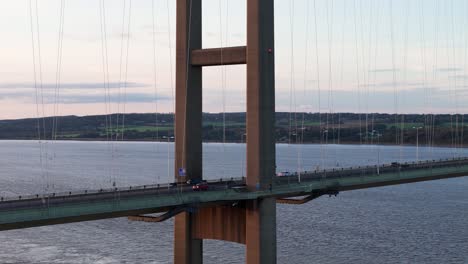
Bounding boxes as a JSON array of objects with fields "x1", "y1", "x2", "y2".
[
  {"x1": 391, "y1": 162, "x2": 410, "y2": 168},
  {"x1": 192, "y1": 182, "x2": 209, "y2": 191},
  {"x1": 186, "y1": 178, "x2": 205, "y2": 185}
]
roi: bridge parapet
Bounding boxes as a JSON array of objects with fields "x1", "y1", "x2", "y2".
[
  {"x1": 1, "y1": 158, "x2": 468, "y2": 232},
  {"x1": 2, "y1": 157, "x2": 468, "y2": 205}
]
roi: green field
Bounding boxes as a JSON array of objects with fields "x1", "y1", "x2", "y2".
[
  {"x1": 106, "y1": 125, "x2": 173, "y2": 133},
  {"x1": 384, "y1": 122, "x2": 425, "y2": 129},
  {"x1": 58, "y1": 133, "x2": 81, "y2": 138},
  {"x1": 202, "y1": 121, "x2": 245, "y2": 127}
]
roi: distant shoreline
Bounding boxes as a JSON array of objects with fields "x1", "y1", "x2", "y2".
[
  {"x1": 0, "y1": 138, "x2": 462, "y2": 148},
  {"x1": 0, "y1": 112, "x2": 464, "y2": 147}
]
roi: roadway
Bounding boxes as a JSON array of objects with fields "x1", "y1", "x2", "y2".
[{"x1": 1, "y1": 157, "x2": 468, "y2": 231}]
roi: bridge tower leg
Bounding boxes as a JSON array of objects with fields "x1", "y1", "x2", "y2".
[
  {"x1": 174, "y1": 0, "x2": 276, "y2": 263},
  {"x1": 174, "y1": 0, "x2": 203, "y2": 263},
  {"x1": 245, "y1": 0, "x2": 276, "y2": 263}
]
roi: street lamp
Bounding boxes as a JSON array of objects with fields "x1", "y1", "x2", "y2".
[
  {"x1": 413, "y1": 126, "x2": 423, "y2": 161},
  {"x1": 292, "y1": 132, "x2": 302, "y2": 183},
  {"x1": 373, "y1": 130, "x2": 381, "y2": 175},
  {"x1": 240, "y1": 133, "x2": 246, "y2": 177}
]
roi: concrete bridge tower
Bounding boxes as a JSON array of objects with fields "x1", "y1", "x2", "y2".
[{"x1": 174, "y1": 0, "x2": 276, "y2": 263}]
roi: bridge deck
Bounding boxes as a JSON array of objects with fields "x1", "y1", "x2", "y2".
[{"x1": 1, "y1": 158, "x2": 468, "y2": 231}]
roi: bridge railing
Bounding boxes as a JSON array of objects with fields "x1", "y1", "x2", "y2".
[
  {"x1": 2, "y1": 157, "x2": 468, "y2": 203},
  {"x1": 0, "y1": 177, "x2": 246, "y2": 204},
  {"x1": 274, "y1": 157, "x2": 468, "y2": 184}
]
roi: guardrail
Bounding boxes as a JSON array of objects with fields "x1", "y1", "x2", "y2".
[
  {"x1": 275, "y1": 157, "x2": 468, "y2": 183},
  {"x1": 0, "y1": 177, "x2": 246, "y2": 204}
]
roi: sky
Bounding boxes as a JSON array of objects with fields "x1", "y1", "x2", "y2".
[{"x1": 0, "y1": 0, "x2": 467, "y2": 119}]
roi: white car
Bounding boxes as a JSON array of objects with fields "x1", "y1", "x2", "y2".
[{"x1": 276, "y1": 171, "x2": 291, "y2": 177}]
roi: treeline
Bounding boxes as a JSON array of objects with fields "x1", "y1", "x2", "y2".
[{"x1": 0, "y1": 112, "x2": 466, "y2": 146}]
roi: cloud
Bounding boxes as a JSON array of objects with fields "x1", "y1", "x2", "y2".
[
  {"x1": 274, "y1": 86, "x2": 465, "y2": 114},
  {"x1": 0, "y1": 82, "x2": 148, "y2": 90},
  {"x1": 231, "y1": 33, "x2": 245, "y2": 40},
  {"x1": 63, "y1": 30, "x2": 135, "y2": 43},
  {"x1": 0, "y1": 91, "x2": 31, "y2": 100},
  {"x1": 435, "y1": 67, "x2": 463, "y2": 73},
  {"x1": 450, "y1": 74, "x2": 468, "y2": 80},
  {"x1": 358, "y1": 81, "x2": 425, "y2": 89},
  {"x1": 57, "y1": 93, "x2": 168, "y2": 104},
  {"x1": 206, "y1": 32, "x2": 218, "y2": 38},
  {"x1": 0, "y1": 90, "x2": 168, "y2": 104},
  {"x1": 368, "y1": 68, "x2": 400, "y2": 73}
]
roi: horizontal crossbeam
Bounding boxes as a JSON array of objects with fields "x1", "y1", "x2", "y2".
[
  {"x1": 191, "y1": 46, "x2": 246, "y2": 66},
  {"x1": 128, "y1": 207, "x2": 186, "y2": 222},
  {"x1": 276, "y1": 189, "x2": 338, "y2": 204}
]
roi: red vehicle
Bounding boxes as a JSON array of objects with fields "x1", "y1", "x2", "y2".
[{"x1": 192, "y1": 182, "x2": 209, "y2": 191}]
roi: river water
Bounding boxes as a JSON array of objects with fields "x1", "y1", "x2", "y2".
[{"x1": 0, "y1": 140, "x2": 467, "y2": 264}]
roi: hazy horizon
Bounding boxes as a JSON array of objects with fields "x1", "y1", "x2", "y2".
[
  {"x1": 0, "y1": 110, "x2": 464, "y2": 122},
  {"x1": 1, "y1": 0, "x2": 467, "y2": 119}
]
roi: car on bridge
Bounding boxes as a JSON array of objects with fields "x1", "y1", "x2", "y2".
[
  {"x1": 192, "y1": 182, "x2": 209, "y2": 191},
  {"x1": 276, "y1": 171, "x2": 291, "y2": 177},
  {"x1": 391, "y1": 162, "x2": 410, "y2": 168},
  {"x1": 186, "y1": 178, "x2": 206, "y2": 185}
]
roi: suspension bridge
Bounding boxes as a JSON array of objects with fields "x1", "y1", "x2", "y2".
[
  {"x1": 2, "y1": 157, "x2": 468, "y2": 230},
  {"x1": 1, "y1": 0, "x2": 468, "y2": 264}
]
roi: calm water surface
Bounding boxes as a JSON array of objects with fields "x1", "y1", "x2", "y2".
[{"x1": 0, "y1": 140, "x2": 467, "y2": 264}]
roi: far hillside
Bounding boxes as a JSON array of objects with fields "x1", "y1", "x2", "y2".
[{"x1": 0, "y1": 112, "x2": 465, "y2": 146}]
